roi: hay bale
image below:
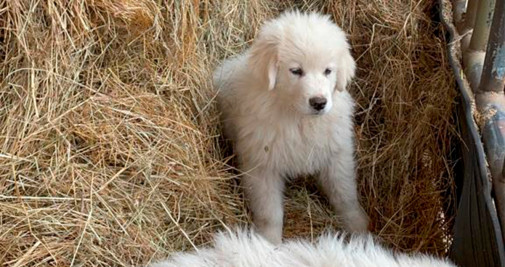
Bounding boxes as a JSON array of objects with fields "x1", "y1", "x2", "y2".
[{"x1": 0, "y1": 0, "x2": 456, "y2": 266}]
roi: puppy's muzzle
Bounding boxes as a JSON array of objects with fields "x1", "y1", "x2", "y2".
[{"x1": 309, "y1": 97, "x2": 327, "y2": 111}]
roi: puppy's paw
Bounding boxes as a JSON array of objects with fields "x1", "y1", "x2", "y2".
[
  {"x1": 342, "y1": 208, "x2": 370, "y2": 233},
  {"x1": 254, "y1": 221, "x2": 283, "y2": 245}
]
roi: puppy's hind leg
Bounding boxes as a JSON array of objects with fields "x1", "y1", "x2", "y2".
[
  {"x1": 318, "y1": 153, "x2": 369, "y2": 233},
  {"x1": 242, "y1": 166, "x2": 285, "y2": 244}
]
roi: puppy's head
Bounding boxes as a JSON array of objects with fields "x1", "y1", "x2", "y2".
[{"x1": 248, "y1": 11, "x2": 355, "y2": 115}]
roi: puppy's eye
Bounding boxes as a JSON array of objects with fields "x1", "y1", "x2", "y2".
[
  {"x1": 289, "y1": 68, "x2": 303, "y2": 76},
  {"x1": 324, "y1": 68, "x2": 332, "y2": 75}
]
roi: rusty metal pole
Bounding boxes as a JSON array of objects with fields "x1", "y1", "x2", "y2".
[
  {"x1": 465, "y1": 0, "x2": 480, "y2": 30},
  {"x1": 453, "y1": 0, "x2": 468, "y2": 31},
  {"x1": 464, "y1": 0, "x2": 495, "y2": 91},
  {"x1": 478, "y1": 1, "x2": 505, "y2": 94},
  {"x1": 469, "y1": 0, "x2": 496, "y2": 52},
  {"x1": 476, "y1": 0, "x2": 505, "y2": 241},
  {"x1": 462, "y1": 0, "x2": 480, "y2": 51}
]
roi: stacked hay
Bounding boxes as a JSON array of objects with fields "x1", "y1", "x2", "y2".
[{"x1": 0, "y1": 0, "x2": 456, "y2": 266}]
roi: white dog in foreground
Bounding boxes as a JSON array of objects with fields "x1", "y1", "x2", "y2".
[
  {"x1": 149, "y1": 230, "x2": 457, "y2": 267},
  {"x1": 213, "y1": 11, "x2": 369, "y2": 244}
]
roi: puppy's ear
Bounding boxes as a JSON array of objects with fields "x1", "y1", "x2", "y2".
[
  {"x1": 248, "y1": 25, "x2": 280, "y2": 91},
  {"x1": 335, "y1": 51, "x2": 356, "y2": 92}
]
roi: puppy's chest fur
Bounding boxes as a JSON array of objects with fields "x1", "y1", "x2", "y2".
[{"x1": 236, "y1": 110, "x2": 352, "y2": 177}]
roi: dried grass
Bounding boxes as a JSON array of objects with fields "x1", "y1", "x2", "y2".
[{"x1": 0, "y1": 0, "x2": 456, "y2": 266}]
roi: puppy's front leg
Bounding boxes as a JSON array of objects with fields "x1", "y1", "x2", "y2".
[
  {"x1": 318, "y1": 152, "x2": 369, "y2": 233},
  {"x1": 242, "y1": 167, "x2": 284, "y2": 244}
]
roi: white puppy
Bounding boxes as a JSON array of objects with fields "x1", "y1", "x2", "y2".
[
  {"x1": 149, "y1": 229, "x2": 457, "y2": 267},
  {"x1": 213, "y1": 11, "x2": 369, "y2": 244}
]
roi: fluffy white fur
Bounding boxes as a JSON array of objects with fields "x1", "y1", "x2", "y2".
[
  {"x1": 149, "y1": 229, "x2": 457, "y2": 267},
  {"x1": 213, "y1": 11, "x2": 368, "y2": 244}
]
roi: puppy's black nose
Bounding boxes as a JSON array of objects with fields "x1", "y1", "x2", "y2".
[{"x1": 309, "y1": 97, "x2": 327, "y2": 111}]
